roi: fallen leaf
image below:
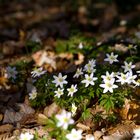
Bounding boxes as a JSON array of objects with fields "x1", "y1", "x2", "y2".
[
  {"x1": 76, "y1": 123, "x2": 90, "y2": 131},
  {"x1": 32, "y1": 50, "x2": 56, "y2": 70},
  {"x1": 37, "y1": 113, "x2": 48, "y2": 125},
  {"x1": 0, "y1": 124, "x2": 14, "y2": 133},
  {"x1": 118, "y1": 99, "x2": 130, "y2": 120},
  {"x1": 3, "y1": 109, "x2": 24, "y2": 124},
  {"x1": 44, "y1": 102, "x2": 61, "y2": 118},
  {"x1": 74, "y1": 53, "x2": 84, "y2": 65},
  {"x1": 94, "y1": 131, "x2": 104, "y2": 140},
  {"x1": 18, "y1": 103, "x2": 35, "y2": 115},
  {"x1": 3, "y1": 103, "x2": 35, "y2": 124},
  {"x1": 0, "y1": 133, "x2": 12, "y2": 140}
]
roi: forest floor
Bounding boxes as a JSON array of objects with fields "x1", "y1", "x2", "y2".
[{"x1": 0, "y1": 1, "x2": 140, "y2": 140}]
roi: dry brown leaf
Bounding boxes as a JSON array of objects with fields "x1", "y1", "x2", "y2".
[
  {"x1": 94, "y1": 131, "x2": 104, "y2": 140},
  {"x1": 106, "y1": 122, "x2": 136, "y2": 140},
  {"x1": 0, "y1": 124, "x2": 14, "y2": 133},
  {"x1": 103, "y1": 135, "x2": 123, "y2": 140},
  {"x1": 3, "y1": 109, "x2": 23, "y2": 124},
  {"x1": 43, "y1": 102, "x2": 61, "y2": 118},
  {"x1": 118, "y1": 99, "x2": 130, "y2": 120},
  {"x1": 114, "y1": 44, "x2": 128, "y2": 53},
  {"x1": 3, "y1": 103, "x2": 35, "y2": 124},
  {"x1": 0, "y1": 77, "x2": 8, "y2": 89},
  {"x1": 18, "y1": 103, "x2": 35, "y2": 115},
  {"x1": 0, "y1": 132, "x2": 12, "y2": 140},
  {"x1": 74, "y1": 53, "x2": 84, "y2": 65},
  {"x1": 32, "y1": 50, "x2": 56, "y2": 70},
  {"x1": 20, "y1": 114, "x2": 36, "y2": 126},
  {"x1": 37, "y1": 114, "x2": 48, "y2": 125},
  {"x1": 76, "y1": 123, "x2": 90, "y2": 131},
  {"x1": 127, "y1": 100, "x2": 140, "y2": 123}
]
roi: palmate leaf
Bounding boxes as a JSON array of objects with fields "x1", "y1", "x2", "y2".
[{"x1": 99, "y1": 94, "x2": 115, "y2": 112}]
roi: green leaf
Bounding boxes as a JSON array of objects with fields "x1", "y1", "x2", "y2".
[{"x1": 100, "y1": 94, "x2": 115, "y2": 112}]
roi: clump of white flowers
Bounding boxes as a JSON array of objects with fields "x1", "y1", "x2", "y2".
[{"x1": 84, "y1": 59, "x2": 96, "y2": 73}]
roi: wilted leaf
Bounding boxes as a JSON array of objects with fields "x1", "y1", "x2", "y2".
[
  {"x1": 3, "y1": 103, "x2": 35, "y2": 124},
  {"x1": 18, "y1": 103, "x2": 35, "y2": 115},
  {"x1": 32, "y1": 50, "x2": 56, "y2": 71},
  {"x1": 3, "y1": 109, "x2": 23, "y2": 123},
  {"x1": 37, "y1": 113, "x2": 48, "y2": 125},
  {"x1": 76, "y1": 123, "x2": 90, "y2": 131},
  {"x1": 94, "y1": 131, "x2": 104, "y2": 140},
  {"x1": 43, "y1": 102, "x2": 61, "y2": 118},
  {"x1": 0, "y1": 124, "x2": 14, "y2": 133},
  {"x1": 118, "y1": 99, "x2": 130, "y2": 120}
]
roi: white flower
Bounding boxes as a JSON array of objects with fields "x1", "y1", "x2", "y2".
[
  {"x1": 84, "y1": 59, "x2": 96, "y2": 73},
  {"x1": 52, "y1": 73, "x2": 68, "y2": 88},
  {"x1": 54, "y1": 88, "x2": 64, "y2": 98},
  {"x1": 101, "y1": 71, "x2": 115, "y2": 82},
  {"x1": 31, "y1": 67, "x2": 46, "y2": 78},
  {"x1": 55, "y1": 110, "x2": 74, "y2": 129},
  {"x1": 120, "y1": 20, "x2": 127, "y2": 26},
  {"x1": 6, "y1": 66, "x2": 18, "y2": 79},
  {"x1": 127, "y1": 71, "x2": 137, "y2": 84},
  {"x1": 81, "y1": 73, "x2": 97, "y2": 87},
  {"x1": 71, "y1": 103, "x2": 77, "y2": 116},
  {"x1": 116, "y1": 72, "x2": 130, "y2": 85},
  {"x1": 19, "y1": 132, "x2": 34, "y2": 140},
  {"x1": 104, "y1": 52, "x2": 118, "y2": 64},
  {"x1": 132, "y1": 128, "x2": 140, "y2": 140},
  {"x1": 78, "y1": 42, "x2": 84, "y2": 49},
  {"x1": 73, "y1": 68, "x2": 83, "y2": 78},
  {"x1": 66, "y1": 129, "x2": 83, "y2": 140},
  {"x1": 67, "y1": 84, "x2": 78, "y2": 97},
  {"x1": 86, "y1": 134, "x2": 95, "y2": 140},
  {"x1": 100, "y1": 79, "x2": 118, "y2": 93},
  {"x1": 133, "y1": 80, "x2": 140, "y2": 87},
  {"x1": 122, "y1": 61, "x2": 135, "y2": 72},
  {"x1": 29, "y1": 87, "x2": 37, "y2": 100}
]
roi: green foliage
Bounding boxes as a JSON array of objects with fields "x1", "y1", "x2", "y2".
[
  {"x1": 25, "y1": 41, "x2": 42, "y2": 54},
  {"x1": 106, "y1": 114, "x2": 117, "y2": 124},
  {"x1": 55, "y1": 35, "x2": 96, "y2": 55},
  {"x1": 43, "y1": 116, "x2": 70, "y2": 140},
  {"x1": 93, "y1": 113, "x2": 103, "y2": 123},
  {"x1": 30, "y1": 75, "x2": 54, "y2": 108},
  {"x1": 81, "y1": 105, "x2": 91, "y2": 120},
  {"x1": 100, "y1": 94, "x2": 115, "y2": 112}
]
